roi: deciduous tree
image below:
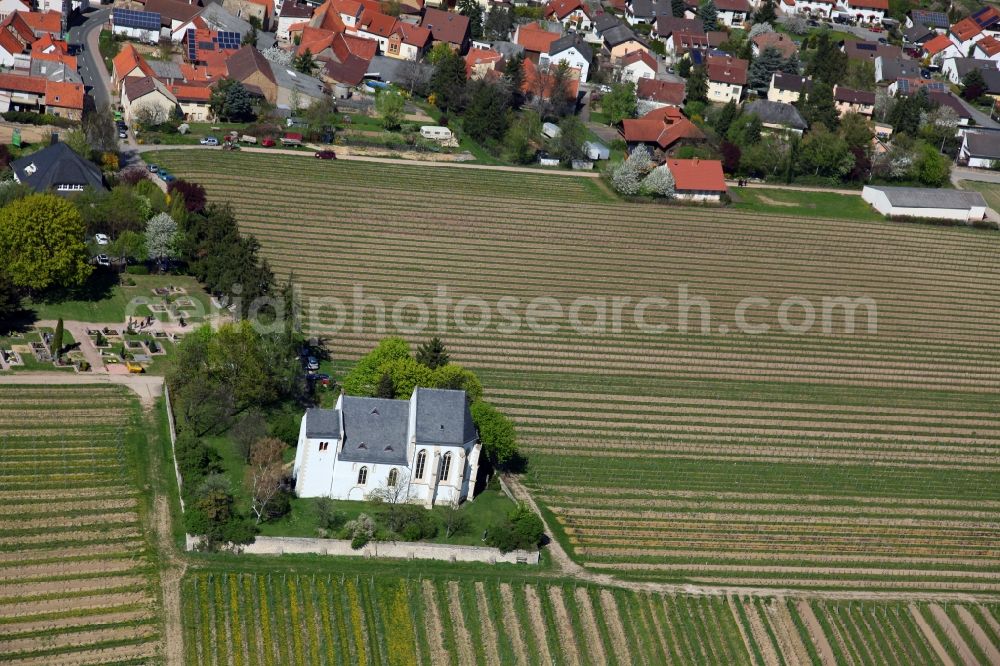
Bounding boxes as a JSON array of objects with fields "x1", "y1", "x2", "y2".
[
  {"x1": 601, "y1": 82, "x2": 637, "y2": 125},
  {"x1": 145, "y1": 212, "x2": 178, "y2": 261},
  {"x1": 375, "y1": 89, "x2": 405, "y2": 131},
  {"x1": 245, "y1": 437, "x2": 288, "y2": 524},
  {"x1": 0, "y1": 194, "x2": 91, "y2": 292}
]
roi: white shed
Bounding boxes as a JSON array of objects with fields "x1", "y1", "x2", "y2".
[
  {"x1": 862, "y1": 185, "x2": 988, "y2": 222},
  {"x1": 420, "y1": 126, "x2": 453, "y2": 141},
  {"x1": 542, "y1": 122, "x2": 561, "y2": 139},
  {"x1": 538, "y1": 153, "x2": 560, "y2": 166},
  {"x1": 583, "y1": 140, "x2": 610, "y2": 160}
]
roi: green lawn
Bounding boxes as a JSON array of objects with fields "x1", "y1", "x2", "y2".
[
  {"x1": 732, "y1": 186, "x2": 884, "y2": 221},
  {"x1": 98, "y1": 30, "x2": 122, "y2": 73},
  {"x1": 28, "y1": 273, "x2": 214, "y2": 324},
  {"x1": 957, "y1": 179, "x2": 1000, "y2": 211}
]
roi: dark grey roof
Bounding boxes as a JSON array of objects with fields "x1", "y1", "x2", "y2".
[
  {"x1": 200, "y1": 1, "x2": 252, "y2": 34},
  {"x1": 486, "y1": 40, "x2": 524, "y2": 59},
  {"x1": 909, "y1": 9, "x2": 949, "y2": 29},
  {"x1": 629, "y1": 0, "x2": 669, "y2": 19},
  {"x1": 305, "y1": 407, "x2": 342, "y2": 438},
  {"x1": 602, "y1": 24, "x2": 640, "y2": 47},
  {"x1": 338, "y1": 396, "x2": 410, "y2": 464},
  {"x1": 963, "y1": 132, "x2": 1000, "y2": 159},
  {"x1": 11, "y1": 142, "x2": 105, "y2": 194},
  {"x1": 902, "y1": 24, "x2": 934, "y2": 43},
  {"x1": 876, "y1": 56, "x2": 921, "y2": 82},
  {"x1": 549, "y1": 34, "x2": 593, "y2": 60},
  {"x1": 414, "y1": 388, "x2": 476, "y2": 446},
  {"x1": 147, "y1": 58, "x2": 183, "y2": 80},
  {"x1": 948, "y1": 57, "x2": 996, "y2": 78},
  {"x1": 772, "y1": 72, "x2": 810, "y2": 93},
  {"x1": 743, "y1": 99, "x2": 807, "y2": 130},
  {"x1": 870, "y1": 185, "x2": 987, "y2": 209},
  {"x1": 593, "y1": 13, "x2": 620, "y2": 33},
  {"x1": 31, "y1": 59, "x2": 82, "y2": 83},
  {"x1": 366, "y1": 55, "x2": 434, "y2": 84}
]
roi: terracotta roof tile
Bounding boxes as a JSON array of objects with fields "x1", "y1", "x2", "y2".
[
  {"x1": 621, "y1": 106, "x2": 704, "y2": 148},
  {"x1": 977, "y1": 35, "x2": 1000, "y2": 56},
  {"x1": 515, "y1": 21, "x2": 561, "y2": 53},
  {"x1": 19, "y1": 10, "x2": 60, "y2": 36},
  {"x1": 420, "y1": 8, "x2": 469, "y2": 46},
  {"x1": 952, "y1": 17, "x2": 982, "y2": 41},
  {"x1": 544, "y1": 0, "x2": 590, "y2": 20},
  {"x1": 44, "y1": 80, "x2": 83, "y2": 109},
  {"x1": 922, "y1": 33, "x2": 953, "y2": 55},
  {"x1": 665, "y1": 158, "x2": 726, "y2": 192},
  {"x1": 636, "y1": 77, "x2": 685, "y2": 104},
  {"x1": 0, "y1": 72, "x2": 46, "y2": 94}
]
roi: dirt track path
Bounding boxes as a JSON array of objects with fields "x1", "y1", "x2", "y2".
[
  {"x1": 797, "y1": 600, "x2": 838, "y2": 666},
  {"x1": 910, "y1": 605, "x2": 956, "y2": 666}
]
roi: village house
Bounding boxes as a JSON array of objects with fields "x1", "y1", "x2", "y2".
[
  {"x1": 111, "y1": 7, "x2": 162, "y2": 44},
  {"x1": 767, "y1": 72, "x2": 810, "y2": 104},
  {"x1": 744, "y1": 99, "x2": 808, "y2": 134},
  {"x1": 11, "y1": 141, "x2": 104, "y2": 194},
  {"x1": 973, "y1": 36, "x2": 1000, "y2": 61},
  {"x1": 465, "y1": 47, "x2": 502, "y2": 79},
  {"x1": 751, "y1": 31, "x2": 798, "y2": 59},
  {"x1": 420, "y1": 8, "x2": 470, "y2": 53},
  {"x1": 277, "y1": 1, "x2": 313, "y2": 41},
  {"x1": 906, "y1": 9, "x2": 949, "y2": 33},
  {"x1": 543, "y1": 0, "x2": 592, "y2": 32},
  {"x1": 514, "y1": 22, "x2": 561, "y2": 62},
  {"x1": 545, "y1": 34, "x2": 592, "y2": 81},
  {"x1": 619, "y1": 49, "x2": 657, "y2": 83},
  {"x1": 949, "y1": 17, "x2": 985, "y2": 55},
  {"x1": 144, "y1": 0, "x2": 204, "y2": 42},
  {"x1": 922, "y1": 33, "x2": 963, "y2": 62},
  {"x1": 42, "y1": 80, "x2": 83, "y2": 120},
  {"x1": 959, "y1": 131, "x2": 1000, "y2": 168},
  {"x1": 636, "y1": 77, "x2": 685, "y2": 107},
  {"x1": 620, "y1": 105, "x2": 704, "y2": 153},
  {"x1": 169, "y1": 83, "x2": 212, "y2": 120},
  {"x1": 602, "y1": 23, "x2": 648, "y2": 62},
  {"x1": 121, "y1": 76, "x2": 178, "y2": 125},
  {"x1": 0, "y1": 12, "x2": 36, "y2": 67},
  {"x1": 653, "y1": 16, "x2": 705, "y2": 55},
  {"x1": 833, "y1": 85, "x2": 875, "y2": 116},
  {"x1": 625, "y1": 0, "x2": 669, "y2": 26},
  {"x1": 714, "y1": 0, "x2": 750, "y2": 27},
  {"x1": 706, "y1": 54, "x2": 747, "y2": 104},
  {"x1": 665, "y1": 158, "x2": 727, "y2": 201},
  {"x1": 942, "y1": 57, "x2": 1000, "y2": 86},
  {"x1": 293, "y1": 388, "x2": 482, "y2": 507}
]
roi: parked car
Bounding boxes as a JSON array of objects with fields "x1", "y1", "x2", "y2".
[
  {"x1": 161, "y1": 172, "x2": 176, "y2": 183},
  {"x1": 314, "y1": 150, "x2": 337, "y2": 160},
  {"x1": 147, "y1": 164, "x2": 159, "y2": 173},
  {"x1": 95, "y1": 254, "x2": 110, "y2": 266},
  {"x1": 118, "y1": 130, "x2": 127, "y2": 139},
  {"x1": 261, "y1": 137, "x2": 276, "y2": 147},
  {"x1": 94, "y1": 233, "x2": 110, "y2": 245},
  {"x1": 200, "y1": 136, "x2": 219, "y2": 146},
  {"x1": 306, "y1": 356, "x2": 320, "y2": 371},
  {"x1": 308, "y1": 373, "x2": 331, "y2": 387}
]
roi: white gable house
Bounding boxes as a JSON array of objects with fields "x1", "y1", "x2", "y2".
[
  {"x1": 293, "y1": 387, "x2": 482, "y2": 507},
  {"x1": 544, "y1": 34, "x2": 592, "y2": 82}
]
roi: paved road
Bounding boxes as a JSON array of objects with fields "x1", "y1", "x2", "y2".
[
  {"x1": 953, "y1": 166, "x2": 1000, "y2": 184},
  {"x1": 68, "y1": 7, "x2": 112, "y2": 110}
]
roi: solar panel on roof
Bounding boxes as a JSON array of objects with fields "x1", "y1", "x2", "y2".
[
  {"x1": 856, "y1": 42, "x2": 876, "y2": 50},
  {"x1": 216, "y1": 31, "x2": 241, "y2": 49},
  {"x1": 113, "y1": 8, "x2": 161, "y2": 30}
]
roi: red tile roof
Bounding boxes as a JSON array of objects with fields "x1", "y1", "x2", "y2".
[
  {"x1": 621, "y1": 107, "x2": 705, "y2": 149},
  {"x1": 465, "y1": 47, "x2": 502, "y2": 76},
  {"x1": 922, "y1": 33, "x2": 953, "y2": 55},
  {"x1": 113, "y1": 43, "x2": 155, "y2": 79},
  {"x1": 0, "y1": 72, "x2": 47, "y2": 94},
  {"x1": 714, "y1": 0, "x2": 749, "y2": 11},
  {"x1": 665, "y1": 158, "x2": 726, "y2": 192},
  {"x1": 951, "y1": 17, "x2": 982, "y2": 41},
  {"x1": 19, "y1": 10, "x2": 60, "y2": 36},
  {"x1": 620, "y1": 48, "x2": 657, "y2": 72},
  {"x1": 297, "y1": 26, "x2": 337, "y2": 55},
  {"x1": 544, "y1": 0, "x2": 590, "y2": 21},
  {"x1": 845, "y1": 0, "x2": 887, "y2": 10},
  {"x1": 357, "y1": 9, "x2": 395, "y2": 37},
  {"x1": 0, "y1": 12, "x2": 34, "y2": 57},
  {"x1": 521, "y1": 57, "x2": 579, "y2": 100},
  {"x1": 706, "y1": 54, "x2": 748, "y2": 85},
  {"x1": 752, "y1": 31, "x2": 798, "y2": 58},
  {"x1": 977, "y1": 35, "x2": 1000, "y2": 57},
  {"x1": 33, "y1": 50, "x2": 77, "y2": 69},
  {"x1": 420, "y1": 8, "x2": 469, "y2": 46},
  {"x1": 310, "y1": 0, "x2": 348, "y2": 32},
  {"x1": 515, "y1": 21, "x2": 561, "y2": 54},
  {"x1": 44, "y1": 80, "x2": 84, "y2": 110},
  {"x1": 169, "y1": 83, "x2": 212, "y2": 101},
  {"x1": 394, "y1": 21, "x2": 430, "y2": 47},
  {"x1": 636, "y1": 78, "x2": 685, "y2": 105}
]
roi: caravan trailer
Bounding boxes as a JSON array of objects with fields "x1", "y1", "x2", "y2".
[{"x1": 420, "y1": 126, "x2": 453, "y2": 141}]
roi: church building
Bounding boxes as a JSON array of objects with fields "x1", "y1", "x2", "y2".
[{"x1": 292, "y1": 387, "x2": 482, "y2": 507}]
